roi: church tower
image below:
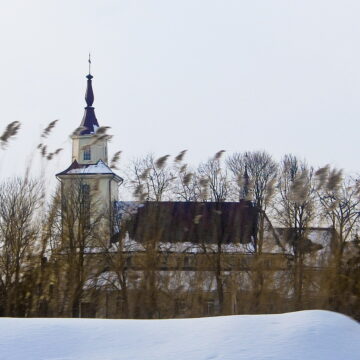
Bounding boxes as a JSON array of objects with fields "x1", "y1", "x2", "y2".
[
  {"x1": 71, "y1": 71, "x2": 107, "y2": 165},
  {"x1": 56, "y1": 63, "x2": 123, "y2": 238}
]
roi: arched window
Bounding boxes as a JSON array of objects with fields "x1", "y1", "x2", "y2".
[{"x1": 83, "y1": 147, "x2": 91, "y2": 161}]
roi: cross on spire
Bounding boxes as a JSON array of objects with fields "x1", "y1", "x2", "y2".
[{"x1": 88, "y1": 53, "x2": 91, "y2": 75}]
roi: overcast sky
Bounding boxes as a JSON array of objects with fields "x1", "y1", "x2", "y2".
[{"x1": 0, "y1": 0, "x2": 359, "y2": 183}]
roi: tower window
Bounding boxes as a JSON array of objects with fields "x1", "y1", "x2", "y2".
[
  {"x1": 80, "y1": 184, "x2": 91, "y2": 208},
  {"x1": 83, "y1": 147, "x2": 91, "y2": 161},
  {"x1": 80, "y1": 184, "x2": 91, "y2": 228}
]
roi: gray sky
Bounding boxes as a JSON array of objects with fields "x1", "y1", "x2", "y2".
[{"x1": 1, "y1": 0, "x2": 359, "y2": 183}]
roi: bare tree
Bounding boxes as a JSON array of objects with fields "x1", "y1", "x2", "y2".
[
  {"x1": 227, "y1": 151, "x2": 277, "y2": 208},
  {"x1": 172, "y1": 151, "x2": 201, "y2": 201},
  {"x1": 274, "y1": 154, "x2": 317, "y2": 309},
  {"x1": 127, "y1": 154, "x2": 175, "y2": 201},
  {"x1": 227, "y1": 151, "x2": 278, "y2": 312},
  {"x1": 227, "y1": 151, "x2": 277, "y2": 252},
  {"x1": 90, "y1": 203, "x2": 145, "y2": 319},
  {"x1": 316, "y1": 169, "x2": 360, "y2": 311},
  {"x1": 27, "y1": 188, "x2": 62, "y2": 317},
  {"x1": 198, "y1": 151, "x2": 230, "y2": 202},
  {"x1": 173, "y1": 165, "x2": 201, "y2": 201},
  {"x1": 0, "y1": 177, "x2": 42, "y2": 316},
  {"x1": 52, "y1": 177, "x2": 107, "y2": 317}
]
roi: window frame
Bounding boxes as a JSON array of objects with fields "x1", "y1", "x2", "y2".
[{"x1": 83, "y1": 147, "x2": 91, "y2": 161}]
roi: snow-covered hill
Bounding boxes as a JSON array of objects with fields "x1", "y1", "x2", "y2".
[{"x1": 1, "y1": 310, "x2": 359, "y2": 360}]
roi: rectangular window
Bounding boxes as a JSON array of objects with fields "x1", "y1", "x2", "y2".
[
  {"x1": 83, "y1": 147, "x2": 91, "y2": 160},
  {"x1": 80, "y1": 184, "x2": 91, "y2": 228},
  {"x1": 80, "y1": 184, "x2": 90, "y2": 201}
]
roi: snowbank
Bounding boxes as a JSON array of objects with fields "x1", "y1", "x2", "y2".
[{"x1": 1, "y1": 310, "x2": 359, "y2": 360}]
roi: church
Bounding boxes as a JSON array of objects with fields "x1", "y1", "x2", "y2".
[
  {"x1": 53, "y1": 68, "x2": 330, "y2": 319},
  {"x1": 56, "y1": 67, "x2": 259, "y2": 247}
]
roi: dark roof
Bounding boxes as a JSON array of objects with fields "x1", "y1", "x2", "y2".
[
  {"x1": 116, "y1": 200, "x2": 258, "y2": 245},
  {"x1": 56, "y1": 159, "x2": 82, "y2": 175},
  {"x1": 80, "y1": 74, "x2": 99, "y2": 135}
]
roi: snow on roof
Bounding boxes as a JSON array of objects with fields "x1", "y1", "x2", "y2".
[
  {"x1": 109, "y1": 232, "x2": 258, "y2": 254},
  {"x1": 57, "y1": 160, "x2": 122, "y2": 179},
  {"x1": 115, "y1": 201, "x2": 144, "y2": 218},
  {"x1": 67, "y1": 160, "x2": 113, "y2": 174}
]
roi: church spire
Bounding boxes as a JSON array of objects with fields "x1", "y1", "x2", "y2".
[
  {"x1": 85, "y1": 73, "x2": 94, "y2": 107},
  {"x1": 80, "y1": 55, "x2": 99, "y2": 135}
]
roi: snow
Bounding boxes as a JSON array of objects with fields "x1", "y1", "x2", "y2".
[
  {"x1": 1, "y1": 310, "x2": 359, "y2": 360},
  {"x1": 86, "y1": 270, "x2": 218, "y2": 291},
  {"x1": 108, "y1": 233, "x2": 274, "y2": 254},
  {"x1": 67, "y1": 160, "x2": 114, "y2": 174}
]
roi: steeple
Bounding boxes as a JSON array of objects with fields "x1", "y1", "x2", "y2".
[
  {"x1": 242, "y1": 165, "x2": 250, "y2": 200},
  {"x1": 85, "y1": 74, "x2": 94, "y2": 107},
  {"x1": 80, "y1": 55, "x2": 99, "y2": 135}
]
